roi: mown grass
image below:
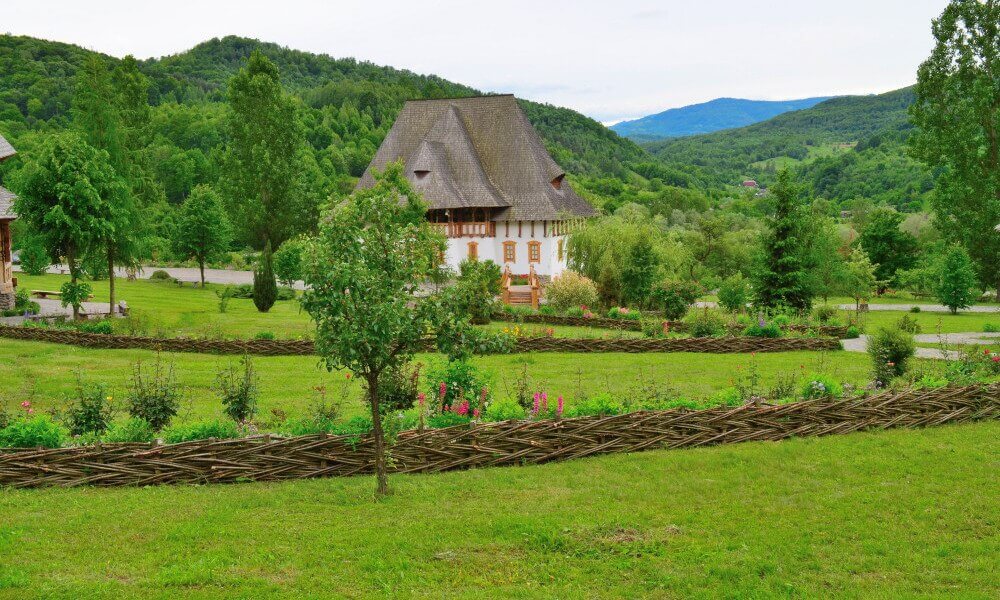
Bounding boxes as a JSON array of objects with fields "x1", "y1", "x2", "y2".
[
  {"x1": 0, "y1": 421, "x2": 996, "y2": 598},
  {"x1": 859, "y1": 310, "x2": 1000, "y2": 335},
  {"x1": 0, "y1": 339, "x2": 872, "y2": 422}
]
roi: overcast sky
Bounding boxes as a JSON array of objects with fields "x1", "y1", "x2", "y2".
[{"x1": 4, "y1": 0, "x2": 948, "y2": 123}]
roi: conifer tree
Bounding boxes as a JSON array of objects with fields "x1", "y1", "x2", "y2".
[{"x1": 751, "y1": 170, "x2": 813, "y2": 312}]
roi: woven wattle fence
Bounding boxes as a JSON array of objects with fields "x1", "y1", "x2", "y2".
[
  {"x1": 2, "y1": 384, "x2": 996, "y2": 489},
  {"x1": 0, "y1": 326, "x2": 841, "y2": 356},
  {"x1": 492, "y1": 313, "x2": 850, "y2": 338}
]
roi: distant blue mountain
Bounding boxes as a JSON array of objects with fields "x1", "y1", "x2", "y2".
[{"x1": 611, "y1": 96, "x2": 835, "y2": 140}]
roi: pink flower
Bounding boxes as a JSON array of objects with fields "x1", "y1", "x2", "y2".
[
  {"x1": 540, "y1": 392, "x2": 548, "y2": 413},
  {"x1": 20, "y1": 401, "x2": 31, "y2": 409},
  {"x1": 473, "y1": 408, "x2": 481, "y2": 419},
  {"x1": 992, "y1": 356, "x2": 999, "y2": 363},
  {"x1": 532, "y1": 392, "x2": 540, "y2": 416},
  {"x1": 557, "y1": 395, "x2": 564, "y2": 417},
  {"x1": 439, "y1": 381, "x2": 447, "y2": 400},
  {"x1": 417, "y1": 392, "x2": 426, "y2": 407},
  {"x1": 26, "y1": 408, "x2": 34, "y2": 415},
  {"x1": 457, "y1": 400, "x2": 470, "y2": 416}
]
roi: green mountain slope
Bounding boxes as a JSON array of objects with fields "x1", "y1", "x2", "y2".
[{"x1": 640, "y1": 86, "x2": 933, "y2": 209}]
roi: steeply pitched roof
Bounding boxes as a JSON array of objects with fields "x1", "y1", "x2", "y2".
[
  {"x1": 358, "y1": 95, "x2": 596, "y2": 221},
  {"x1": 0, "y1": 186, "x2": 15, "y2": 220},
  {"x1": 0, "y1": 134, "x2": 14, "y2": 162}
]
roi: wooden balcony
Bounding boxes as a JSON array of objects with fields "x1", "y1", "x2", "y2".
[{"x1": 430, "y1": 221, "x2": 496, "y2": 238}]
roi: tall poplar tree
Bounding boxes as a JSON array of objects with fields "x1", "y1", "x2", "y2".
[
  {"x1": 225, "y1": 51, "x2": 310, "y2": 311},
  {"x1": 911, "y1": 0, "x2": 1000, "y2": 298}
]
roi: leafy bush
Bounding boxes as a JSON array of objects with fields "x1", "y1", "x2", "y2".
[
  {"x1": 65, "y1": 379, "x2": 114, "y2": 435},
  {"x1": 845, "y1": 325, "x2": 861, "y2": 339},
  {"x1": 813, "y1": 305, "x2": 838, "y2": 324},
  {"x1": 451, "y1": 259, "x2": 502, "y2": 324},
  {"x1": 330, "y1": 415, "x2": 374, "y2": 437},
  {"x1": 426, "y1": 359, "x2": 492, "y2": 412},
  {"x1": 606, "y1": 306, "x2": 641, "y2": 320},
  {"x1": 983, "y1": 323, "x2": 998, "y2": 333},
  {"x1": 0, "y1": 416, "x2": 67, "y2": 448},
  {"x1": 538, "y1": 305, "x2": 557, "y2": 316},
  {"x1": 545, "y1": 271, "x2": 599, "y2": 312},
  {"x1": 685, "y1": 311, "x2": 726, "y2": 337},
  {"x1": 484, "y1": 397, "x2": 527, "y2": 421},
  {"x1": 59, "y1": 280, "x2": 93, "y2": 311},
  {"x1": 148, "y1": 269, "x2": 174, "y2": 281},
  {"x1": 126, "y1": 357, "x2": 182, "y2": 431},
  {"x1": 652, "y1": 280, "x2": 703, "y2": 320},
  {"x1": 867, "y1": 327, "x2": 916, "y2": 387},
  {"x1": 799, "y1": 374, "x2": 842, "y2": 400},
  {"x1": 217, "y1": 355, "x2": 259, "y2": 423},
  {"x1": 427, "y1": 411, "x2": 472, "y2": 428},
  {"x1": 101, "y1": 418, "x2": 155, "y2": 443},
  {"x1": 17, "y1": 235, "x2": 52, "y2": 276},
  {"x1": 253, "y1": 331, "x2": 276, "y2": 340},
  {"x1": 909, "y1": 306, "x2": 922, "y2": 313},
  {"x1": 771, "y1": 314, "x2": 792, "y2": 327},
  {"x1": 717, "y1": 274, "x2": 750, "y2": 313},
  {"x1": 215, "y1": 286, "x2": 234, "y2": 313},
  {"x1": 373, "y1": 362, "x2": 421, "y2": 414},
  {"x1": 163, "y1": 420, "x2": 240, "y2": 444},
  {"x1": 742, "y1": 320, "x2": 782, "y2": 338},
  {"x1": 894, "y1": 314, "x2": 922, "y2": 334},
  {"x1": 75, "y1": 319, "x2": 114, "y2": 335},
  {"x1": 273, "y1": 237, "x2": 305, "y2": 287},
  {"x1": 253, "y1": 244, "x2": 278, "y2": 313},
  {"x1": 708, "y1": 387, "x2": 743, "y2": 407},
  {"x1": 564, "y1": 393, "x2": 624, "y2": 418}
]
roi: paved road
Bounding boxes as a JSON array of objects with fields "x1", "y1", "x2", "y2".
[
  {"x1": 841, "y1": 332, "x2": 1000, "y2": 360},
  {"x1": 835, "y1": 303, "x2": 1000, "y2": 314},
  {"x1": 15, "y1": 264, "x2": 305, "y2": 289}
]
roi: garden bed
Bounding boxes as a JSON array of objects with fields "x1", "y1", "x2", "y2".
[{"x1": 2, "y1": 384, "x2": 995, "y2": 488}]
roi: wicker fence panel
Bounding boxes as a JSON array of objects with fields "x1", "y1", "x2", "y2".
[
  {"x1": 2, "y1": 384, "x2": 996, "y2": 489},
  {"x1": 492, "y1": 313, "x2": 849, "y2": 338},
  {"x1": 0, "y1": 326, "x2": 841, "y2": 356}
]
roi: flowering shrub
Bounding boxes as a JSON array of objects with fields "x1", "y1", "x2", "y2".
[
  {"x1": 545, "y1": 271, "x2": 599, "y2": 312},
  {"x1": 685, "y1": 311, "x2": 726, "y2": 337},
  {"x1": 652, "y1": 280, "x2": 703, "y2": 321},
  {"x1": 607, "y1": 307, "x2": 641, "y2": 321},
  {"x1": 0, "y1": 415, "x2": 67, "y2": 448},
  {"x1": 65, "y1": 380, "x2": 115, "y2": 436},
  {"x1": 867, "y1": 327, "x2": 916, "y2": 387},
  {"x1": 799, "y1": 374, "x2": 842, "y2": 400},
  {"x1": 742, "y1": 318, "x2": 782, "y2": 338},
  {"x1": 426, "y1": 359, "x2": 492, "y2": 414}
]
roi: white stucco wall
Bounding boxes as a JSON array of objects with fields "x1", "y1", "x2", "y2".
[{"x1": 442, "y1": 220, "x2": 569, "y2": 277}]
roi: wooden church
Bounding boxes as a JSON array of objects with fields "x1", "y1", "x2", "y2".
[
  {"x1": 0, "y1": 134, "x2": 16, "y2": 311},
  {"x1": 358, "y1": 95, "x2": 596, "y2": 293}
]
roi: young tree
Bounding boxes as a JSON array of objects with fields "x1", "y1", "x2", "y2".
[
  {"x1": 112, "y1": 55, "x2": 161, "y2": 206},
  {"x1": 840, "y1": 248, "x2": 878, "y2": 311},
  {"x1": 173, "y1": 185, "x2": 232, "y2": 287},
  {"x1": 911, "y1": 0, "x2": 1000, "y2": 299},
  {"x1": 857, "y1": 208, "x2": 917, "y2": 293},
  {"x1": 935, "y1": 245, "x2": 979, "y2": 314},
  {"x1": 802, "y1": 214, "x2": 847, "y2": 302},
  {"x1": 253, "y1": 241, "x2": 278, "y2": 312},
  {"x1": 301, "y1": 164, "x2": 463, "y2": 498},
  {"x1": 751, "y1": 170, "x2": 813, "y2": 312},
  {"x1": 273, "y1": 237, "x2": 305, "y2": 288},
  {"x1": 14, "y1": 133, "x2": 126, "y2": 318},
  {"x1": 225, "y1": 50, "x2": 312, "y2": 310},
  {"x1": 620, "y1": 233, "x2": 660, "y2": 307}
]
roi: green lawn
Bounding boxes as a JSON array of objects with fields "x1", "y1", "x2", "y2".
[
  {"x1": 859, "y1": 310, "x2": 999, "y2": 335},
  {"x1": 1, "y1": 421, "x2": 996, "y2": 598},
  {"x1": 15, "y1": 273, "x2": 314, "y2": 339},
  {"x1": 1, "y1": 339, "x2": 872, "y2": 423}
]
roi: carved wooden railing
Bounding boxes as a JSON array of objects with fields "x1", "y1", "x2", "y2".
[
  {"x1": 529, "y1": 265, "x2": 540, "y2": 309},
  {"x1": 500, "y1": 265, "x2": 512, "y2": 306},
  {"x1": 430, "y1": 221, "x2": 496, "y2": 238}
]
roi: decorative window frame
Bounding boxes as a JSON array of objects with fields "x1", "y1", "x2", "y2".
[
  {"x1": 503, "y1": 241, "x2": 516, "y2": 263},
  {"x1": 467, "y1": 241, "x2": 478, "y2": 260},
  {"x1": 528, "y1": 240, "x2": 541, "y2": 263},
  {"x1": 557, "y1": 238, "x2": 564, "y2": 262}
]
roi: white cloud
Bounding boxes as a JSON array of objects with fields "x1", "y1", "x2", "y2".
[{"x1": 3, "y1": 0, "x2": 948, "y2": 122}]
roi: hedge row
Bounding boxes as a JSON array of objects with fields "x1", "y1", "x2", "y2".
[{"x1": 493, "y1": 313, "x2": 850, "y2": 337}]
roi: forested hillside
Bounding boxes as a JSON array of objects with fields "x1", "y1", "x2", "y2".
[
  {"x1": 644, "y1": 87, "x2": 933, "y2": 210},
  {"x1": 0, "y1": 35, "x2": 644, "y2": 199},
  {"x1": 611, "y1": 96, "x2": 833, "y2": 141}
]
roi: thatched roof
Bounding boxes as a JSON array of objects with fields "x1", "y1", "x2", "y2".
[
  {"x1": 0, "y1": 134, "x2": 14, "y2": 162},
  {"x1": 358, "y1": 95, "x2": 596, "y2": 221}
]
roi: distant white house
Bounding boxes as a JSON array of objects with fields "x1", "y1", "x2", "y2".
[{"x1": 357, "y1": 95, "x2": 596, "y2": 281}]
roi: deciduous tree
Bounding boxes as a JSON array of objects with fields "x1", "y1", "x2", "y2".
[{"x1": 173, "y1": 185, "x2": 232, "y2": 287}]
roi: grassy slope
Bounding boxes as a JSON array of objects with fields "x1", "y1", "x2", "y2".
[
  {"x1": 1, "y1": 421, "x2": 996, "y2": 598},
  {"x1": 0, "y1": 339, "x2": 870, "y2": 422}
]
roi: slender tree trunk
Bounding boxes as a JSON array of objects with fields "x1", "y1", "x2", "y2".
[
  {"x1": 67, "y1": 246, "x2": 80, "y2": 321},
  {"x1": 107, "y1": 249, "x2": 116, "y2": 315},
  {"x1": 367, "y1": 374, "x2": 389, "y2": 498},
  {"x1": 199, "y1": 258, "x2": 206, "y2": 288}
]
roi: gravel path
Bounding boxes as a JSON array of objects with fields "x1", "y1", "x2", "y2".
[
  {"x1": 835, "y1": 303, "x2": 1000, "y2": 314},
  {"x1": 842, "y1": 332, "x2": 1000, "y2": 360}
]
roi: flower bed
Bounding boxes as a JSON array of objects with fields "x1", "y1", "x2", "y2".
[{"x1": 2, "y1": 384, "x2": 995, "y2": 489}]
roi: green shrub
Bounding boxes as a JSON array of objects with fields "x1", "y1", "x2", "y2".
[
  {"x1": 253, "y1": 331, "x2": 276, "y2": 340},
  {"x1": 565, "y1": 306, "x2": 585, "y2": 317},
  {"x1": 452, "y1": 259, "x2": 502, "y2": 324},
  {"x1": 148, "y1": 269, "x2": 174, "y2": 281},
  {"x1": 273, "y1": 237, "x2": 305, "y2": 287},
  {"x1": 845, "y1": 325, "x2": 861, "y2": 339},
  {"x1": 0, "y1": 416, "x2": 67, "y2": 448},
  {"x1": 813, "y1": 305, "x2": 838, "y2": 324},
  {"x1": 538, "y1": 305, "x2": 557, "y2": 316},
  {"x1": 685, "y1": 311, "x2": 726, "y2": 337},
  {"x1": 252, "y1": 243, "x2": 278, "y2": 313},
  {"x1": 910, "y1": 306, "x2": 922, "y2": 313},
  {"x1": 426, "y1": 359, "x2": 492, "y2": 412},
  {"x1": 163, "y1": 420, "x2": 239, "y2": 444},
  {"x1": 894, "y1": 314, "x2": 922, "y2": 334},
  {"x1": 17, "y1": 235, "x2": 52, "y2": 276},
  {"x1": 75, "y1": 319, "x2": 114, "y2": 335},
  {"x1": 799, "y1": 374, "x2": 842, "y2": 400},
  {"x1": 771, "y1": 314, "x2": 792, "y2": 327},
  {"x1": 708, "y1": 387, "x2": 742, "y2": 407},
  {"x1": 564, "y1": 394, "x2": 624, "y2": 418},
  {"x1": 652, "y1": 280, "x2": 703, "y2": 321},
  {"x1": 742, "y1": 320, "x2": 782, "y2": 338},
  {"x1": 484, "y1": 397, "x2": 527, "y2": 421},
  {"x1": 217, "y1": 355, "x2": 259, "y2": 423},
  {"x1": 867, "y1": 327, "x2": 916, "y2": 387},
  {"x1": 126, "y1": 357, "x2": 182, "y2": 431},
  {"x1": 427, "y1": 412, "x2": 472, "y2": 428},
  {"x1": 717, "y1": 274, "x2": 750, "y2": 313},
  {"x1": 545, "y1": 271, "x2": 599, "y2": 312},
  {"x1": 330, "y1": 415, "x2": 374, "y2": 437},
  {"x1": 606, "y1": 306, "x2": 641, "y2": 320},
  {"x1": 65, "y1": 379, "x2": 114, "y2": 435},
  {"x1": 372, "y1": 362, "x2": 421, "y2": 414},
  {"x1": 102, "y1": 418, "x2": 155, "y2": 443},
  {"x1": 983, "y1": 323, "x2": 998, "y2": 333},
  {"x1": 215, "y1": 286, "x2": 235, "y2": 313}
]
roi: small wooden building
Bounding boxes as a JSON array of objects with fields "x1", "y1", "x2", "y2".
[
  {"x1": 0, "y1": 134, "x2": 17, "y2": 310},
  {"x1": 357, "y1": 95, "x2": 596, "y2": 288}
]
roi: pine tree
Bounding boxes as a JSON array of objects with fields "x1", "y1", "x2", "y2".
[{"x1": 751, "y1": 170, "x2": 814, "y2": 312}]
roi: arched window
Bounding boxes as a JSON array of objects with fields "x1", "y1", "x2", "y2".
[
  {"x1": 467, "y1": 241, "x2": 478, "y2": 260},
  {"x1": 503, "y1": 241, "x2": 516, "y2": 263},
  {"x1": 528, "y1": 241, "x2": 541, "y2": 263}
]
